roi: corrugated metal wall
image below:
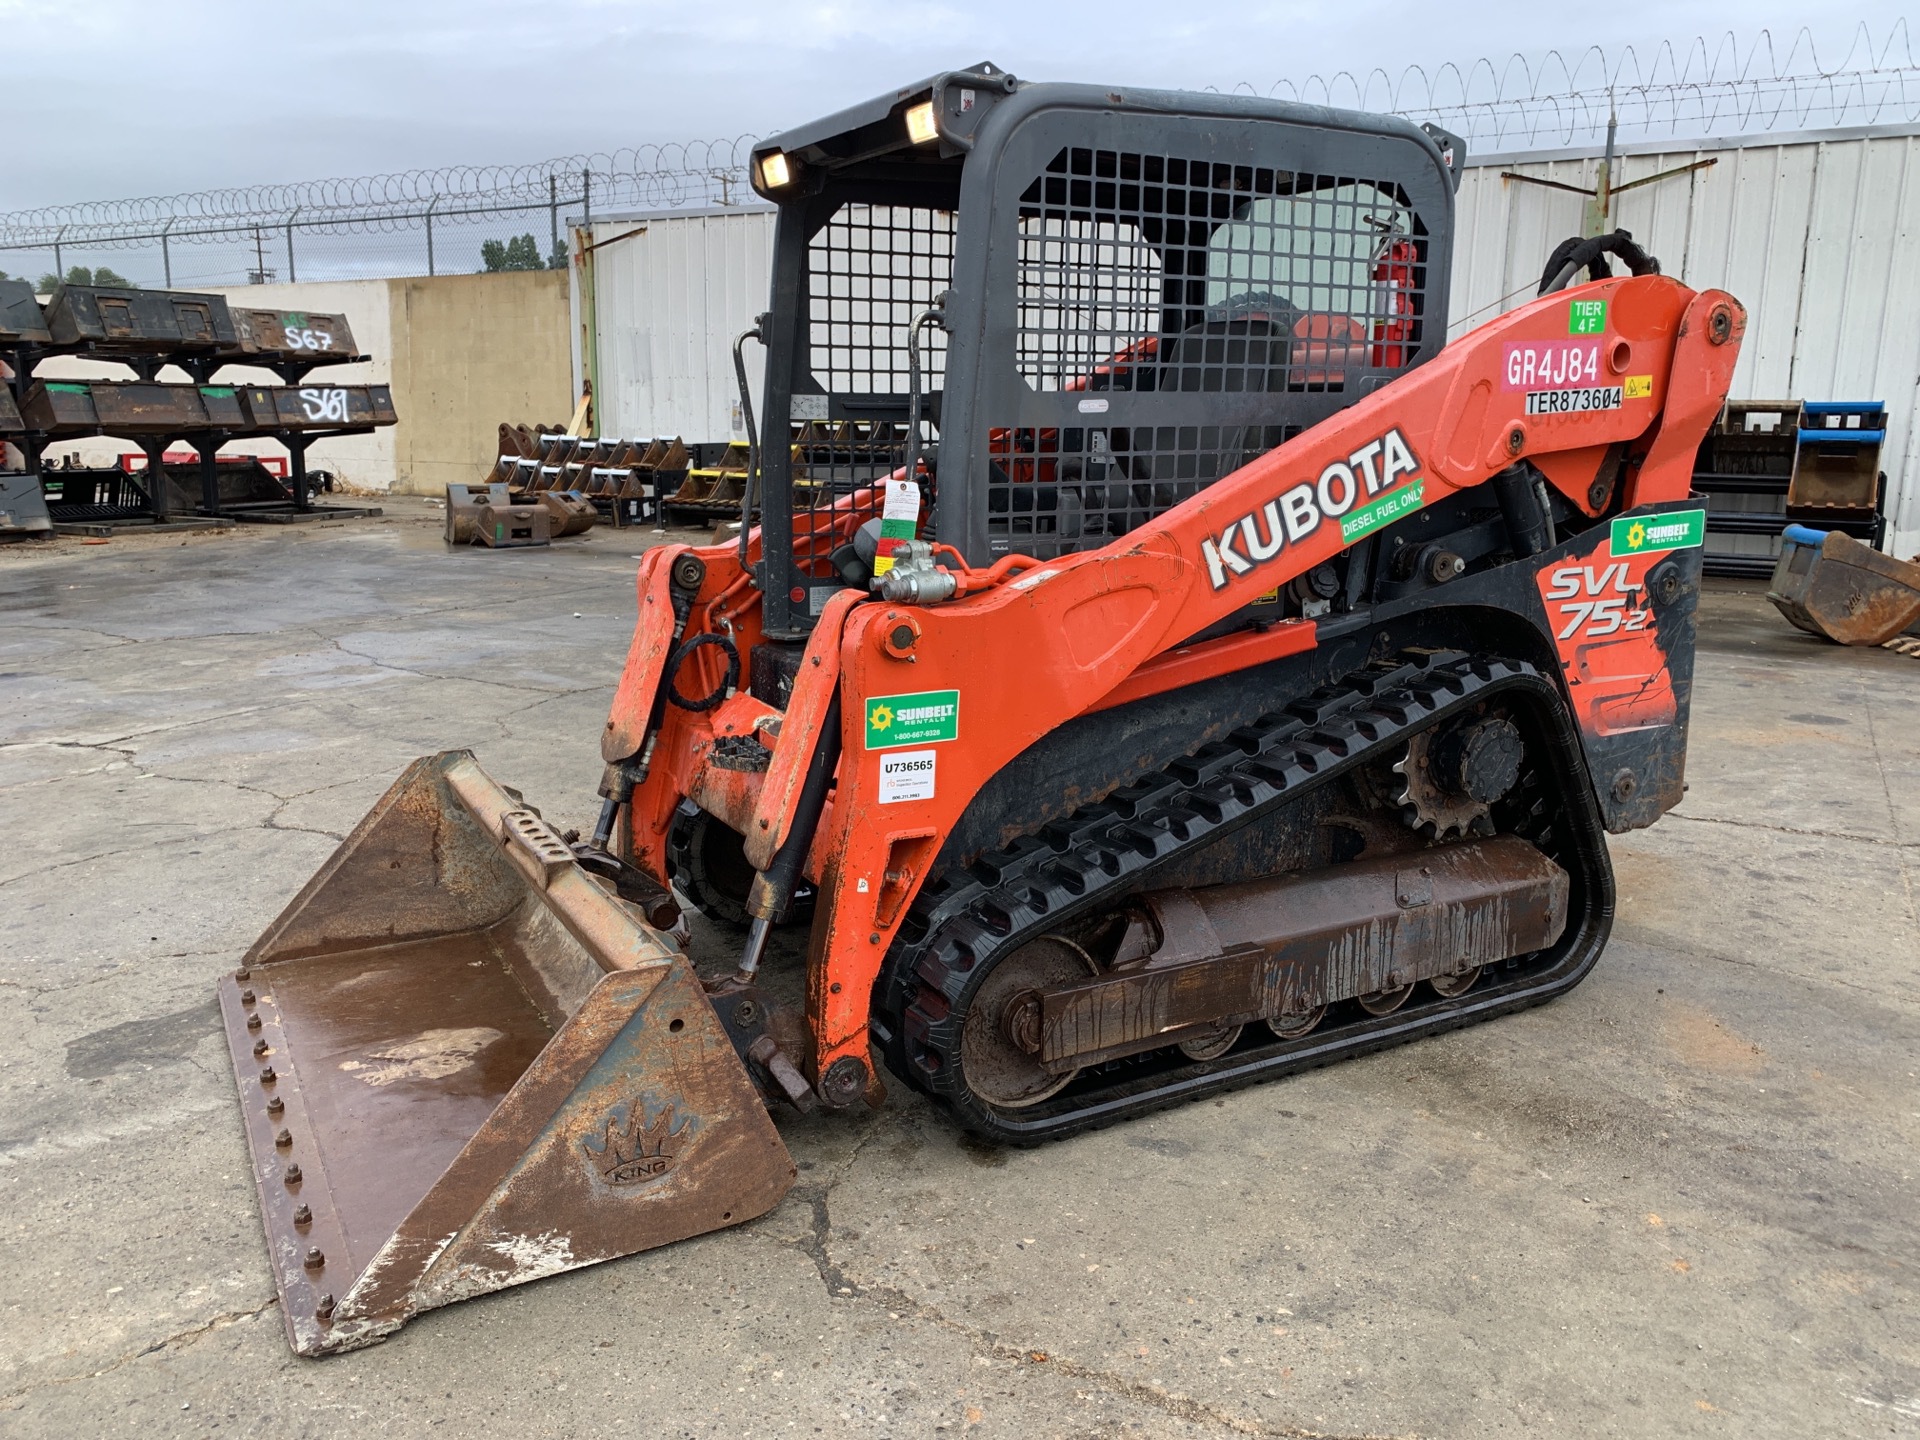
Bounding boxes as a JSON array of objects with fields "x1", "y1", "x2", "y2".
[
  {"x1": 1454, "y1": 126, "x2": 1920, "y2": 554},
  {"x1": 582, "y1": 127, "x2": 1920, "y2": 553},
  {"x1": 574, "y1": 207, "x2": 777, "y2": 447}
]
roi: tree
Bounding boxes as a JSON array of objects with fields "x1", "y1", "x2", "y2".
[
  {"x1": 480, "y1": 234, "x2": 546, "y2": 272},
  {"x1": 548, "y1": 240, "x2": 567, "y2": 270},
  {"x1": 35, "y1": 264, "x2": 131, "y2": 291}
]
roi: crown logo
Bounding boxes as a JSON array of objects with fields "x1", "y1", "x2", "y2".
[{"x1": 584, "y1": 1101, "x2": 691, "y2": 1186}]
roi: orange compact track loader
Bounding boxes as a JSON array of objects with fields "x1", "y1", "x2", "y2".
[{"x1": 221, "y1": 64, "x2": 1744, "y2": 1354}]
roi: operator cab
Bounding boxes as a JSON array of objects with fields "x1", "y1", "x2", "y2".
[{"x1": 746, "y1": 63, "x2": 1462, "y2": 636}]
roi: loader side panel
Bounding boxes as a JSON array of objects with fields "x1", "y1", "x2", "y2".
[{"x1": 1532, "y1": 507, "x2": 1704, "y2": 830}]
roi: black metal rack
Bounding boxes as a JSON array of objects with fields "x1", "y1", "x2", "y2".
[
  {"x1": 0, "y1": 280, "x2": 393, "y2": 532},
  {"x1": 1692, "y1": 399, "x2": 1886, "y2": 578}
]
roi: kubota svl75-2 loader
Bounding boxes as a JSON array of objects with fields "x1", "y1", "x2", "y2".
[{"x1": 219, "y1": 64, "x2": 1744, "y2": 1354}]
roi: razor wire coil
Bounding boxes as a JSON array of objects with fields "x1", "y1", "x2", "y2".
[
  {"x1": 1237, "y1": 21, "x2": 1920, "y2": 152},
  {"x1": 3, "y1": 24, "x2": 1915, "y2": 268}
]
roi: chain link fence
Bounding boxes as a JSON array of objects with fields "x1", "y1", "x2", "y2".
[{"x1": 3, "y1": 26, "x2": 1916, "y2": 292}]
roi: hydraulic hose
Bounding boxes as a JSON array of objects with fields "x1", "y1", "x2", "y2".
[
  {"x1": 732, "y1": 313, "x2": 769, "y2": 574},
  {"x1": 587, "y1": 551, "x2": 708, "y2": 852},
  {"x1": 904, "y1": 294, "x2": 950, "y2": 490},
  {"x1": 736, "y1": 691, "x2": 843, "y2": 981},
  {"x1": 1538, "y1": 229, "x2": 1660, "y2": 295}
]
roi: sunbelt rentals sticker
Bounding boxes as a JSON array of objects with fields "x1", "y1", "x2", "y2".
[
  {"x1": 1611, "y1": 509, "x2": 1706, "y2": 555},
  {"x1": 865, "y1": 689, "x2": 959, "y2": 749}
]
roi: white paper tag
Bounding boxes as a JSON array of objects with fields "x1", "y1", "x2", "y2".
[
  {"x1": 1077, "y1": 396, "x2": 1109, "y2": 414},
  {"x1": 882, "y1": 478, "x2": 921, "y2": 522},
  {"x1": 878, "y1": 748, "x2": 936, "y2": 804},
  {"x1": 791, "y1": 393, "x2": 829, "y2": 420}
]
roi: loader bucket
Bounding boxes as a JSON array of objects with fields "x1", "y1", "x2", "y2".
[
  {"x1": 1767, "y1": 525, "x2": 1920, "y2": 646},
  {"x1": 217, "y1": 752, "x2": 795, "y2": 1356}
]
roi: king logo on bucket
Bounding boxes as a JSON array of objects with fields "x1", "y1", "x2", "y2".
[{"x1": 585, "y1": 1101, "x2": 692, "y2": 1186}]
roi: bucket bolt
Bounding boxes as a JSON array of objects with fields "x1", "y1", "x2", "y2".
[
  {"x1": 266, "y1": 1096, "x2": 284, "y2": 1115},
  {"x1": 292, "y1": 1205, "x2": 312, "y2": 1226},
  {"x1": 315, "y1": 1294, "x2": 335, "y2": 1320},
  {"x1": 284, "y1": 1164, "x2": 302, "y2": 1185},
  {"x1": 234, "y1": 968, "x2": 250, "y2": 982},
  {"x1": 247, "y1": 1014, "x2": 263, "y2": 1031},
  {"x1": 275, "y1": 1129, "x2": 293, "y2": 1148},
  {"x1": 304, "y1": 1248, "x2": 325, "y2": 1270},
  {"x1": 240, "y1": 990, "x2": 256, "y2": 1005},
  {"x1": 259, "y1": 1067, "x2": 276, "y2": 1084},
  {"x1": 252, "y1": 1039, "x2": 270, "y2": 1056}
]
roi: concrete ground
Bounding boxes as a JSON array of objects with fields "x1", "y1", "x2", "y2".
[{"x1": 0, "y1": 501, "x2": 1914, "y2": 1439}]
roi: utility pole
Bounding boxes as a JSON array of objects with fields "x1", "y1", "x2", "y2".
[
  {"x1": 1499, "y1": 93, "x2": 1716, "y2": 244},
  {"x1": 1583, "y1": 100, "x2": 1618, "y2": 238}
]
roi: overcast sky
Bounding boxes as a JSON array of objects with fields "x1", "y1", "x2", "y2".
[{"x1": 2, "y1": 0, "x2": 1907, "y2": 211}]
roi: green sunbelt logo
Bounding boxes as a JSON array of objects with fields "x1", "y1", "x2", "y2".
[
  {"x1": 1611, "y1": 509, "x2": 1706, "y2": 555},
  {"x1": 865, "y1": 690, "x2": 960, "y2": 749}
]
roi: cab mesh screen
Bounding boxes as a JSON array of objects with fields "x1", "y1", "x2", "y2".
[
  {"x1": 989, "y1": 146, "x2": 1425, "y2": 557},
  {"x1": 792, "y1": 204, "x2": 954, "y2": 574}
]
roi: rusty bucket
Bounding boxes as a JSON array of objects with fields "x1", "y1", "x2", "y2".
[
  {"x1": 218, "y1": 752, "x2": 794, "y2": 1355},
  {"x1": 1767, "y1": 525, "x2": 1920, "y2": 646}
]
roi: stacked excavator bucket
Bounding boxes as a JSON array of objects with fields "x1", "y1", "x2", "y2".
[
  {"x1": 663, "y1": 441, "x2": 752, "y2": 517},
  {"x1": 218, "y1": 753, "x2": 794, "y2": 1355},
  {"x1": 1767, "y1": 526, "x2": 1920, "y2": 646},
  {"x1": 491, "y1": 426, "x2": 689, "y2": 508}
]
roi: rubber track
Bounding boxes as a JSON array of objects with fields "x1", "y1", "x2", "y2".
[{"x1": 878, "y1": 651, "x2": 1616, "y2": 1144}]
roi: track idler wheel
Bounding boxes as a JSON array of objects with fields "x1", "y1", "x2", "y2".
[
  {"x1": 1177, "y1": 1021, "x2": 1243, "y2": 1062},
  {"x1": 1266, "y1": 1005, "x2": 1327, "y2": 1040},
  {"x1": 1357, "y1": 984, "x2": 1415, "y2": 1016},
  {"x1": 1429, "y1": 967, "x2": 1483, "y2": 998},
  {"x1": 960, "y1": 935, "x2": 1097, "y2": 1109}
]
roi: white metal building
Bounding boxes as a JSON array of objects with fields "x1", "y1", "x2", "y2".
[
  {"x1": 573, "y1": 122, "x2": 1920, "y2": 556},
  {"x1": 568, "y1": 204, "x2": 777, "y2": 453}
]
